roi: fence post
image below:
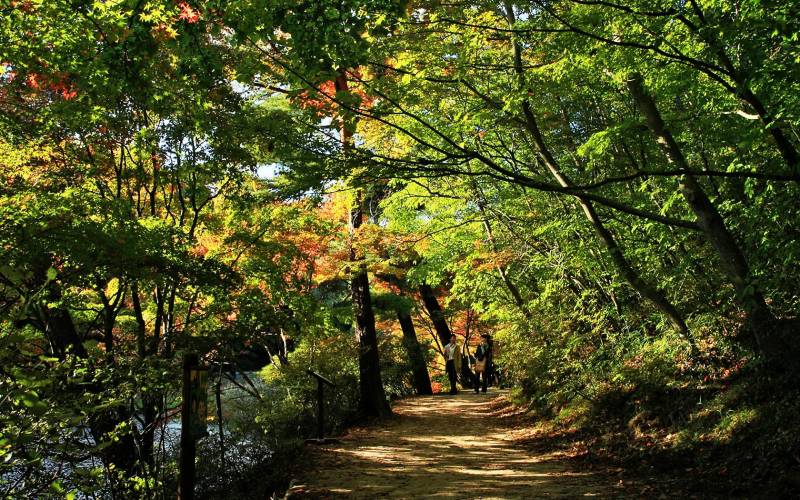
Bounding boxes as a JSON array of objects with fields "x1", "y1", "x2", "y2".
[{"x1": 306, "y1": 369, "x2": 336, "y2": 444}]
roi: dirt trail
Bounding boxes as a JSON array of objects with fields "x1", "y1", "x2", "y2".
[{"x1": 287, "y1": 390, "x2": 619, "y2": 499}]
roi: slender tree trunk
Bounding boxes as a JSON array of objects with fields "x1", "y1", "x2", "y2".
[
  {"x1": 131, "y1": 279, "x2": 161, "y2": 471},
  {"x1": 37, "y1": 299, "x2": 138, "y2": 488},
  {"x1": 627, "y1": 72, "x2": 779, "y2": 352},
  {"x1": 737, "y1": 87, "x2": 799, "y2": 172},
  {"x1": 141, "y1": 397, "x2": 158, "y2": 469},
  {"x1": 675, "y1": 2, "x2": 800, "y2": 172},
  {"x1": 473, "y1": 191, "x2": 534, "y2": 321},
  {"x1": 215, "y1": 369, "x2": 225, "y2": 468},
  {"x1": 131, "y1": 280, "x2": 147, "y2": 357},
  {"x1": 503, "y1": 3, "x2": 694, "y2": 348},
  {"x1": 337, "y1": 71, "x2": 391, "y2": 417},
  {"x1": 397, "y1": 310, "x2": 433, "y2": 395},
  {"x1": 487, "y1": 201, "x2": 626, "y2": 330},
  {"x1": 418, "y1": 283, "x2": 453, "y2": 348},
  {"x1": 278, "y1": 333, "x2": 291, "y2": 366}
]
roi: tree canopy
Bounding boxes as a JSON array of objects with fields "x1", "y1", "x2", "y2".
[{"x1": 1, "y1": 0, "x2": 799, "y2": 497}]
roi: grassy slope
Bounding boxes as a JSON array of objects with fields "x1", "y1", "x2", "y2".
[{"x1": 512, "y1": 363, "x2": 800, "y2": 498}]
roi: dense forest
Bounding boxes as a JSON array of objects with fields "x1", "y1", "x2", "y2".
[{"x1": 1, "y1": 0, "x2": 799, "y2": 497}]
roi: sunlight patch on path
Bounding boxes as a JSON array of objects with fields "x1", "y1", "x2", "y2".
[{"x1": 287, "y1": 390, "x2": 618, "y2": 499}]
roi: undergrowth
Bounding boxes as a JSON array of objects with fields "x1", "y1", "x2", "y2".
[{"x1": 505, "y1": 322, "x2": 800, "y2": 498}]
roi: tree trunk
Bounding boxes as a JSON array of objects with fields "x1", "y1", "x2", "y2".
[
  {"x1": 41, "y1": 305, "x2": 87, "y2": 358},
  {"x1": 215, "y1": 369, "x2": 225, "y2": 469},
  {"x1": 37, "y1": 301, "x2": 138, "y2": 488},
  {"x1": 418, "y1": 283, "x2": 453, "y2": 348},
  {"x1": 674, "y1": 3, "x2": 800, "y2": 172},
  {"x1": 337, "y1": 71, "x2": 391, "y2": 417},
  {"x1": 89, "y1": 409, "x2": 139, "y2": 491},
  {"x1": 140, "y1": 396, "x2": 158, "y2": 470},
  {"x1": 475, "y1": 196, "x2": 534, "y2": 321},
  {"x1": 737, "y1": 86, "x2": 799, "y2": 172},
  {"x1": 350, "y1": 235, "x2": 392, "y2": 416},
  {"x1": 397, "y1": 310, "x2": 433, "y2": 395},
  {"x1": 627, "y1": 72, "x2": 779, "y2": 353},
  {"x1": 503, "y1": 3, "x2": 694, "y2": 348}
]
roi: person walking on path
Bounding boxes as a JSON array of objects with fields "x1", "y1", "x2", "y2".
[
  {"x1": 443, "y1": 335, "x2": 461, "y2": 395},
  {"x1": 474, "y1": 334, "x2": 493, "y2": 393}
]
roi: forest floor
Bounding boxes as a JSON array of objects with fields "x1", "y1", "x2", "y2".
[{"x1": 285, "y1": 390, "x2": 631, "y2": 499}]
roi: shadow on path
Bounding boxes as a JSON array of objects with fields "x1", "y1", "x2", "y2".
[{"x1": 287, "y1": 390, "x2": 620, "y2": 499}]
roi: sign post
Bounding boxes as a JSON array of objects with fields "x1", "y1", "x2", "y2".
[{"x1": 178, "y1": 353, "x2": 208, "y2": 499}]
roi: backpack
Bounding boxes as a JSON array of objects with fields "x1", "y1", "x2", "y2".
[{"x1": 476, "y1": 344, "x2": 487, "y2": 361}]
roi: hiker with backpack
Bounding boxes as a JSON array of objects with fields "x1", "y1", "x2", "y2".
[{"x1": 473, "y1": 334, "x2": 493, "y2": 394}]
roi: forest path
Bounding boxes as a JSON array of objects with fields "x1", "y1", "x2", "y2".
[{"x1": 286, "y1": 390, "x2": 619, "y2": 499}]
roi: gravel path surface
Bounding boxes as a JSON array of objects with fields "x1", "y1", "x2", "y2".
[{"x1": 287, "y1": 390, "x2": 618, "y2": 499}]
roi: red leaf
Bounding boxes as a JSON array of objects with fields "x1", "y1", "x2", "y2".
[{"x1": 177, "y1": 2, "x2": 200, "y2": 23}]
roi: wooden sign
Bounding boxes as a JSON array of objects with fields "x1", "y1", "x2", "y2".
[{"x1": 189, "y1": 368, "x2": 209, "y2": 440}]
